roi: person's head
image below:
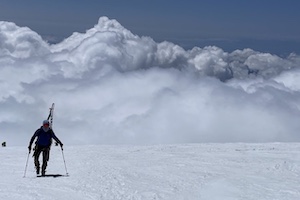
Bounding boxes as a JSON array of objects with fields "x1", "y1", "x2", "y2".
[{"x1": 43, "y1": 120, "x2": 50, "y2": 127}]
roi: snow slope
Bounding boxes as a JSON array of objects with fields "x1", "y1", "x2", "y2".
[{"x1": 1, "y1": 143, "x2": 300, "y2": 200}]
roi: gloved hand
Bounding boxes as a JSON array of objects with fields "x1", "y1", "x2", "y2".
[
  {"x1": 28, "y1": 146, "x2": 31, "y2": 153},
  {"x1": 60, "y1": 143, "x2": 64, "y2": 150}
]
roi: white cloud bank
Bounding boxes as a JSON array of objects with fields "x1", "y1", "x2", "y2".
[{"x1": 1, "y1": 17, "x2": 300, "y2": 145}]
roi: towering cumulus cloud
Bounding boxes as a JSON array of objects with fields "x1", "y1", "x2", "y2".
[{"x1": 1, "y1": 17, "x2": 300, "y2": 145}]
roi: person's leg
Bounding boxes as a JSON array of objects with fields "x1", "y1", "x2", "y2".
[
  {"x1": 41, "y1": 148, "x2": 50, "y2": 175},
  {"x1": 33, "y1": 146, "x2": 42, "y2": 174}
]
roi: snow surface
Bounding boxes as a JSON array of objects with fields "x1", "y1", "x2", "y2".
[{"x1": 1, "y1": 143, "x2": 300, "y2": 200}]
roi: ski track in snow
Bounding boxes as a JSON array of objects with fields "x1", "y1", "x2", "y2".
[{"x1": 1, "y1": 143, "x2": 300, "y2": 200}]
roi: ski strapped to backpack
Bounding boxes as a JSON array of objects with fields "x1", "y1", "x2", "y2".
[{"x1": 47, "y1": 103, "x2": 55, "y2": 129}]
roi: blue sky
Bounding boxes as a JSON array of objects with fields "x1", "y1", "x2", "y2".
[{"x1": 1, "y1": 0, "x2": 300, "y2": 55}]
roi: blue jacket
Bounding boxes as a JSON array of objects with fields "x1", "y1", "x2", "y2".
[{"x1": 29, "y1": 127, "x2": 62, "y2": 147}]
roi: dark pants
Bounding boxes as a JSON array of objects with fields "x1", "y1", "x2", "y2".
[{"x1": 33, "y1": 145, "x2": 50, "y2": 174}]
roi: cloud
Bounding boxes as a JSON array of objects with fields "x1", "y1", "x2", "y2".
[{"x1": 1, "y1": 16, "x2": 300, "y2": 145}]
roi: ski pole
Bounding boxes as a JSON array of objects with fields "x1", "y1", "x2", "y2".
[
  {"x1": 61, "y1": 147, "x2": 69, "y2": 176},
  {"x1": 23, "y1": 152, "x2": 30, "y2": 178}
]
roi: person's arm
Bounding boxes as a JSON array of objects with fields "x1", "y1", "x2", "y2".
[
  {"x1": 51, "y1": 130, "x2": 63, "y2": 147},
  {"x1": 28, "y1": 130, "x2": 38, "y2": 152}
]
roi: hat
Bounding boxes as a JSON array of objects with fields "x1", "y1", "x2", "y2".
[{"x1": 43, "y1": 120, "x2": 50, "y2": 125}]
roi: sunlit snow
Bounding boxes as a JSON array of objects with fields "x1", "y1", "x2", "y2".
[{"x1": 1, "y1": 143, "x2": 300, "y2": 199}]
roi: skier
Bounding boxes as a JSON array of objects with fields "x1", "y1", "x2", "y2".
[{"x1": 28, "y1": 119, "x2": 63, "y2": 176}]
